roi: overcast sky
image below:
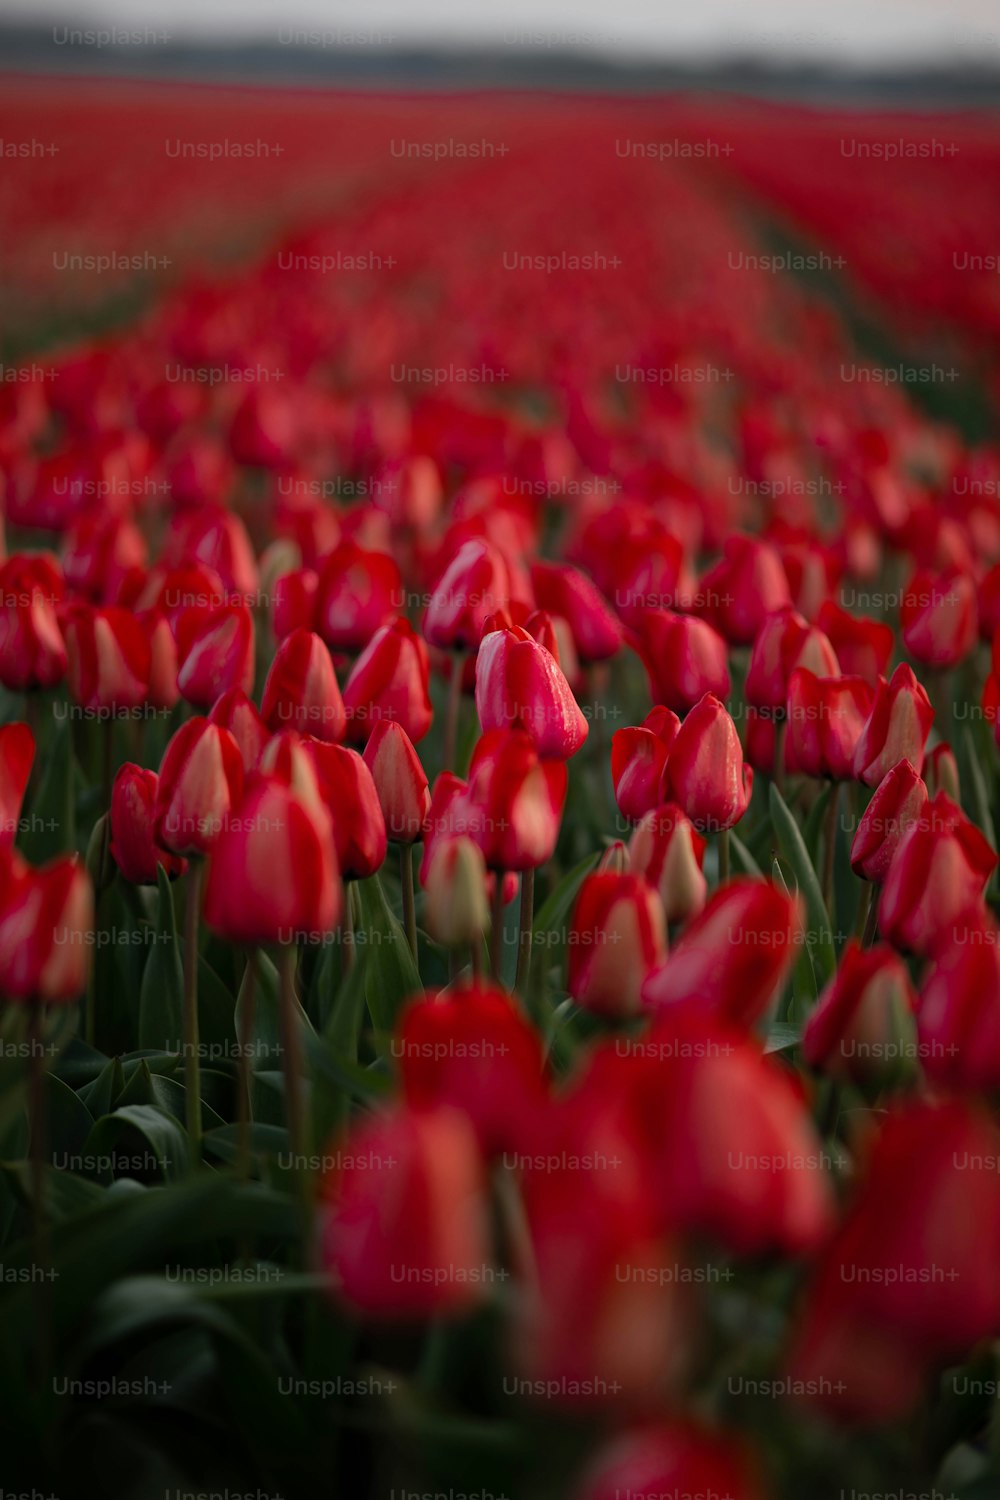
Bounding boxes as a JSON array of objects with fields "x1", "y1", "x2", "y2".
[{"x1": 8, "y1": 0, "x2": 1000, "y2": 66}]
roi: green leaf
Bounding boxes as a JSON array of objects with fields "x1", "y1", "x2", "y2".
[
  {"x1": 769, "y1": 783, "x2": 836, "y2": 986},
  {"x1": 532, "y1": 850, "x2": 600, "y2": 941},
  {"x1": 353, "y1": 873, "x2": 421, "y2": 1039},
  {"x1": 85, "y1": 1103, "x2": 189, "y2": 1182},
  {"x1": 138, "y1": 864, "x2": 185, "y2": 1052},
  {"x1": 729, "y1": 830, "x2": 763, "y2": 879},
  {"x1": 20, "y1": 718, "x2": 73, "y2": 863}
]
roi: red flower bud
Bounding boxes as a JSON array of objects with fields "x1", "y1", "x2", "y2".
[
  {"x1": 155, "y1": 717, "x2": 245, "y2": 856},
  {"x1": 61, "y1": 510, "x2": 147, "y2": 604},
  {"x1": 319, "y1": 1104, "x2": 490, "y2": 1317},
  {"x1": 802, "y1": 941, "x2": 918, "y2": 1085},
  {"x1": 63, "y1": 603, "x2": 151, "y2": 712},
  {"x1": 635, "y1": 609, "x2": 730, "y2": 715},
  {"x1": 642, "y1": 879, "x2": 801, "y2": 1028},
  {"x1": 922, "y1": 740, "x2": 960, "y2": 801},
  {"x1": 567, "y1": 872, "x2": 667, "y2": 1016},
  {"x1": 816, "y1": 600, "x2": 893, "y2": 686},
  {"x1": 303, "y1": 740, "x2": 388, "y2": 880},
  {"x1": 362, "y1": 720, "x2": 430, "y2": 843},
  {"x1": 208, "y1": 687, "x2": 268, "y2": 771},
  {"x1": 611, "y1": 707, "x2": 680, "y2": 823},
  {"x1": 786, "y1": 669, "x2": 874, "y2": 781},
  {"x1": 110, "y1": 764, "x2": 188, "y2": 884},
  {"x1": 424, "y1": 538, "x2": 511, "y2": 653},
  {"x1": 849, "y1": 758, "x2": 927, "y2": 883},
  {"x1": 260, "y1": 627, "x2": 345, "y2": 744},
  {"x1": 272, "y1": 567, "x2": 318, "y2": 641},
  {"x1": 204, "y1": 772, "x2": 340, "y2": 944},
  {"x1": 578, "y1": 1425, "x2": 764, "y2": 1500},
  {"x1": 879, "y1": 792, "x2": 997, "y2": 958},
  {"x1": 0, "y1": 852, "x2": 93, "y2": 1002},
  {"x1": 746, "y1": 607, "x2": 839, "y2": 709},
  {"x1": 315, "y1": 540, "x2": 401, "y2": 652},
  {"x1": 175, "y1": 601, "x2": 256, "y2": 710},
  {"x1": 852, "y1": 663, "x2": 934, "y2": 787},
  {"x1": 141, "y1": 609, "x2": 179, "y2": 710},
  {"x1": 0, "y1": 554, "x2": 67, "y2": 692},
  {"x1": 919, "y1": 912, "x2": 1000, "y2": 1092},
  {"x1": 901, "y1": 566, "x2": 977, "y2": 668},
  {"x1": 342, "y1": 616, "x2": 433, "y2": 746},
  {"x1": 698, "y1": 534, "x2": 791, "y2": 646},
  {"x1": 530, "y1": 560, "x2": 622, "y2": 663},
  {"x1": 0, "y1": 723, "x2": 34, "y2": 850},
  {"x1": 458, "y1": 729, "x2": 567, "y2": 872},
  {"x1": 396, "y1": 983, "x2": 546, "y2": 1155},
  {"x1": 627, "y1": 803, "x2": 707, "y2": 924},
  {"x1": 667, "y1": 694, "x2": 752, "y2": 831},
  {"x1": 475, "y1": 623, "x2": 588, "y2": 760}
]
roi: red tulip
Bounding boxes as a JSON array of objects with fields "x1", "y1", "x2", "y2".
[
  {"x1": 110, "y1": 764, "x2": 188, "y2": 884},
  {"x1": 816, "y1": 600, "x2": 893, "y2": 686},
  {"x1": 611, "y1": 706, "x2": 680, "y2": 823},
  {"x1": 0, "y1": 554, "x2": 67, "y2": 692},
  {"x1": 627, "y1": 803, "x2": 707, "y2": 924},
  {"x1": 141, "y1": 609, "x2": 179, "y2": 710},
  {"x1": 919, "y1": 912, "x2": 1000, "y2": 1091},
  {"x1": 0, "y1": 722, "x2": 34, "y2": 849},
  {"x1": 922, "y1": 740, "x2": 960, "y2": 801},
  {"x1": 901, "y1": 566, "x2": 977, "y2": 668},
  {"x1": 667, "y1": 694, "x2": 752, "y2": 831},
  {"x1": 342, "y1": 616, "x2": 433, "y2": 746},
  {"x1": 634, "y1": 609, "x2": 730, "y2": 715},
  {"x1": 802, "y1": 941, "x2": 918, "y2": 1085},
  {"x1": 155, "y1": 717, "x2": 245, "y2": 856},
  {"x1": 458, "y1": 729, "x2": 567, "y2": 872},
  {"x1": 315, "y1": 540, "x2": 401, "y2": 653},
  {"x1": 642, "y1": 879, "x2": 801, "y2": 1028},
  {"x1": 849, "y1": 758, "x2": 927, "y2": 883},
  {"x1": 63, "y1": 603, "x2": 151, "y2": 713},
  {"x1": 879, "y1": 792, "x2": 996, "y2": 957},
  {"x1": 396, "y1": 984, "x2": 547, "y2": 1154},
  {"x1": 204, "y1": 772, "x2": 339, "y2": 944},
  {"x1": 260, "y1": 627, "x2": 345, "y2": 744},
  {"x1": 0, "y1": 852, "x2": 93, "y2": 1001},
  {"x1": 852, "y1": 663, "x2": 934, "y2": 787},
  {"x1": 423, "y1": 538, "x2": 511, "y2": 653},
  {"x1": 530, "y1": 560, "x2": 622, "y2": 663},
  {"x1": 578, "y1": 1425, "x2": 764, "y2": 1500},
  {"x1": 745, "y1": 607, "x2": 839, "y2": 709},
  {"x1": 698, "y1": 534, "x2": 791, "y2": 646},
  {"x1": 208, "y1": 687, "x2": 268, "y2": 771},
  {"x1": 303, "y1": 740, "x2": 387, "y2": 880},
  {"x1": 475, "y1": 623, "x2": 588, "y2": 760},
  {"x1": 166, "y1": 506, "x2": 258, "y2": 599},
  {"x1": 362, "y1": 720, "x2": 430, "y2": 843},
  {"x1": 786, "y1": 669, "x2": 874, "y2": 781},
  {"x1": 272, "y1": 567, "x2": 318, "y2": 641},
  {"x1": 175, "y1": 601, "x2": 255, "y2": 710},
  {"x1": 319, "y1": 1103, "x2": 490, "y2": 1317},
  {"x1": 567, "y1": 872, "x2": 667, "y2": 1016},
  {"x1": 61, "y1": 510, "x2": 147, "y2": 604}
]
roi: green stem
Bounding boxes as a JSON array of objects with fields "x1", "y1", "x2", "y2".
[
  {"x1": 400, "y1": 842, "x2": 417, "y2": 959},
  {"x1": 278, "y1": 944, "x2": 307, "y2": 1170},
  {"x1": 822, "y1": 784, "x2": 840, "y2": 921},
  {"x1": 183, "y1": 860, "x2": 204, "y2": 1169},
  {"x1": 515, "y1": 866, "x2": 535, "y2": 994},
  {"x1": 862, "y1": 884, "x2": 881, "y2": 949},
  {"x1": 28, "y1": 1005, "x2": 51, "y2": 1389},
  {"x1": 237, "y1": 949, "x2": 257, "y2": 1184}
]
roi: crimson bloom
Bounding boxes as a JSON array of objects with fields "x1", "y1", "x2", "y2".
[
  {"x1": 342, "y1": 616, "x2": 433, "y2": 746},
  {"x1": 475, "y1": 622, "x2": 588, "y2": 760},
  {"x1": 611, "y1": 706, "x2": 680, "y2": 823},
  {"x1": 567, "y1": 872, "x2": 667, "y2": 1017},
  {"x1": 362, "y1": 720, "x2": 430, "y2": 843},
  {"x1": 155, "y1": 717, "x2": 245, "y2": 856},
  {"x1": 260, "y1": 627, "x2": 346, "y2": 744},
  {"x1": 667, "y1": 694, "x2": 752, "y2": 831},
  {"x1": 110, "y1": 764, "x2": 188, "y2": 884},
  {"x1": 879, "y1": 791, "x2": 996, "y2": 958},
  {"x1": 852, "y1": 663, "x2": 934, "y2": 787}
]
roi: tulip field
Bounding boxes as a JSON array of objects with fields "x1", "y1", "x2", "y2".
[{"x1": 4, "y1": 72, "x2": 1000, "y2": 1498}]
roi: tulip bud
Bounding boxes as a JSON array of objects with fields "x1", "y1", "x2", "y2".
[
  {"x1": 530, "y1": 560, "x2": 621, "y2": 664},
  {"x1": 567, "y1": 872, "x2": 667, "y2": 1017},
  {"x1": 319, "y1": 1104, "x2": 491, "y2": 1317},
  {"x1": 922, "y1": 741, "x2": 960, "y2": 802},
  {"x1": 272, "y1": 567, "x2": 318, "y2": 641},
  {"x1": 919, "y1": 912, "x2": 1000, "y2": 1091},
  {"x1": 175, "y1": 601, "x2": 256, "y2": 709},
  {"x1": 578, "y1": 1425, "x2": 765, "y2": 1500},
  {"x1": 802, "y1": 941, "x2": 918, "y2": 1086},
  {"x1": 362, "y1": 720, "x2": 430, "y2": 843},
  {"x1": 746, "y1": 608, "x2": 840, "y2": 709},
  {"x1": 475, "y1": 623, "x2": 588, "y2": 761},
  {"x1": 698, "y1": 534, "x2": 791, "y2": 646},
  {"x1": 642, "y1": 878, "x2": 800, "y2": 1029},
  {"x1": 667, "y1": 694, "x2": 752, "y2": 832},
  {"x1": 458, "y1": 729, "x2": 567, "y2": 872},
  {"x1": 422, "y1": 836, "x2": 489, "y2": 949},
  {"x1": 0, "y1": 554, "x2": 67, "y2": 692},
  {"x1": 0, "y1": 722, "x2": 34, "y2": 850},
  {"x1": 155, "y1": 717, "x2": 245, "y2": 856},
  {"x1": 260, "y1": 627, "x2": 345, "y2": 744},
  {"x1": 634, "y1": 609, "x2": 730, "y2": 715},
  {"x1": 63, "y1": 603, "x2": 151, "y2": 712},
  {"x1": 816, "y1": 600, "x2": 893, "y2": 686},
  {"x1": 786, "y1": 669, "x2": 874, "y2": 781},
  {"x1": 598, "y1": 841, "x2": 628, "y2": 875},
  {"x1": 396, "y1": 983, "x2": 546, "y2": 1154},
  {"x1": 0, "y1": 853, "x2": 93, "y2": 1002},
  {"x1": 627, "y1": 803, "x2": 708, "y2": 924},
  {"x1": 424, "y1": 538, "x2": 511, "y2": 653},
  {"x1": 901, "y1": 566, "x2": 977, "y2": 668},
  {"x1": 208, "y1": 687, "x2": 268, "y2": 771},
  {"x1": 141, "y1": 609, "x2": 179, "y2": 710},
  {"x1": 850, "y1": 758, "x2": 928, "y2": 883},
  {"x1": 880, "y1": 792, "x2": 997, "y2": 957},
  {"x1": 343, "y1": 616, "x2": 433, "y2": 746},
  {"x1": 611, "y1": 707, "x2": 680, "y2": 823},
  {"x1": 315, "y1": 540, "x2": 401, "y2": 652},
  {"x1": 204, "y1": 773, "x2": 340, "y2": 944},
  {"x1": 853, "y1": 663, "x2": 934, "y2": 787},
  {"x1": 304, "y1": 740, "x2": 387, "y2": 880},
  {"x1": 167, "y1": 506, "x2": 258, "y2": 599},
  {"x1": 110, "y1": 764, "x2": 188, "y2": 884}
]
